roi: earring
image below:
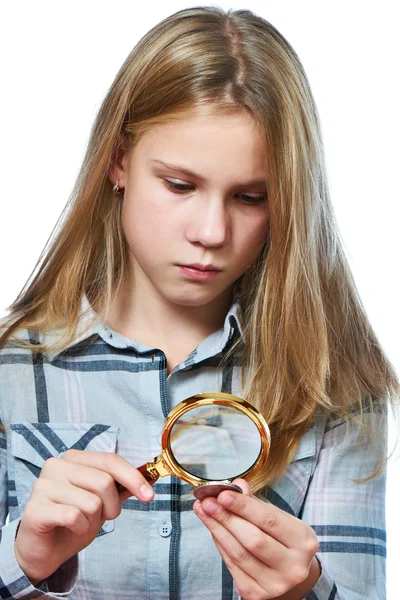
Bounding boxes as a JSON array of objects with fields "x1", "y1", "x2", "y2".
[{"x1": 113, "y1": 179, "x2": 123, "y2": 196}]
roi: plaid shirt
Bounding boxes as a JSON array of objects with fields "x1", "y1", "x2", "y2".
[{"x1": 0, "y1": 301, "x2": 387, "y2": 599}]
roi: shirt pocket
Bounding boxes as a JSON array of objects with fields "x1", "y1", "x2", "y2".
[{"x1": 10, "y1": 422, "x2": 119, "y2": 536}]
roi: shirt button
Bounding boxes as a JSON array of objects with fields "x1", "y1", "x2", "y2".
[{"x1": 158, "y1": 522, "x2": 172, "y2": 537}]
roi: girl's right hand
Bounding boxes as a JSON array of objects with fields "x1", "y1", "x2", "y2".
[{"x1": 14, "y1": 449, "x2": 154, "y2": 583}]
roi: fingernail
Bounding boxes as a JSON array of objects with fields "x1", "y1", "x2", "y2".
[
  {"x1": 140, "y1": 484, "x2": 154, "y2": 500},
  {"x1": 219, "y1": 493, "x2": 234, "y2": 507},
  {"x1": 203, "y1": 499, "x2": 220, "y2": 514}
]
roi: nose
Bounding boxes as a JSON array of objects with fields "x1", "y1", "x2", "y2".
[{"x1": 186, "y1": 196, "x2": 230, "y2": 248}]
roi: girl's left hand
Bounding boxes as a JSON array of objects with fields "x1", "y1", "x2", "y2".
[{"x1": 193, "y1": 479, "x2": 320, "y2": 600}]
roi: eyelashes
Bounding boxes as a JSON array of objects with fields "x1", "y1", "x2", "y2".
[
  {"x1": 162, "y1": 179, "x2": 267, "y2": 205},
  {"x1": 163, "y1": 179, "x2": 194, "y2": 193}
]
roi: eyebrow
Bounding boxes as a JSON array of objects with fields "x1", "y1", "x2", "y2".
[{"x1": 150, "y1": 159, "x2": 268, "y2": 188}]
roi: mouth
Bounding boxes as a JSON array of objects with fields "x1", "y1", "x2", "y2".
[
  {"x1": 179, "y1": 263, "x2": 221, "y2": 272},
  {"x1": 176, "y1": 263, "x2": 222, "y2": 281}
]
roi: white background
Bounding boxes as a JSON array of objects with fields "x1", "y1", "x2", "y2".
[{"x1": 0, "y1": 1, "x2": 399, "y2": 596}]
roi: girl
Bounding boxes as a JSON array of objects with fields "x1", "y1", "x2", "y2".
[{"x1": 0, "y1": 6, "x2": 398, "y2": 600}]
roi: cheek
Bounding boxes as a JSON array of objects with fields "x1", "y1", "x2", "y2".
[
  {"x1": 239, "y1": 214, "x2": 269, "y2": 257},
  {"x1": 121, "y1": 192, "x2": 180, "y2": 257}
]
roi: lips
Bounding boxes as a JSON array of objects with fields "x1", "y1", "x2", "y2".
[
  {"x1": 176, "y1": 263, "x2": 222, "y2": 281},
  {"x1": 179, "y1": 263, "x2": 221, "y2": 272}
]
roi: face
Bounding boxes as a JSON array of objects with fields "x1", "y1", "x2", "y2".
[{"x1": 112, "y1": 111, "x2": 269, "y2": 312}]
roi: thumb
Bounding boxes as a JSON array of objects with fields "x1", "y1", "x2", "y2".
[{"x1": 232, "y1": 478, "x2": 253, "y2": 496}]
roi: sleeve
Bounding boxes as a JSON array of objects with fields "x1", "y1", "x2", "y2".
[
  {"x1": 0, "y1": 414, "x2": 78, "y2": 599},
  {"x1": 302, "y1": 403, "x2": 387, "y2": 600}
]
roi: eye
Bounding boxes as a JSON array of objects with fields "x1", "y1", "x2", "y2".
[
  {"x1": 163, "y1": 179, "x2": 195, "y2": 194},
  {"x1": 237, "y1": 193, "x2": 267, "y2": 205}
]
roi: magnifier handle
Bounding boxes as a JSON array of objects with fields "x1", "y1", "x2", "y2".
[
  {"x1": 137, "y1": 462, "x2": 160, "y2": 483},
  {"x1": 115, "y1": 462, "x2": 159, "y2": 494}
]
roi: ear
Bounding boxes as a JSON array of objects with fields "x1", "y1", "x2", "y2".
[{"x1": 108, "y1": 136, "x2": 129, "y2": 189}]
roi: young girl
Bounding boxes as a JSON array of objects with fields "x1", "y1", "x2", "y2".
[{"x1": 0, "y1": 6, "x2": 398, "y2": 600}]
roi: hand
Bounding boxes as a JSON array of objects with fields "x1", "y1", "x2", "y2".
[
  {"x1": 193, "y1": 479, "x2": 320, "y2": 600},
  {"x1": 14, "y1": 449, "x2": 154, "y2": 583}
]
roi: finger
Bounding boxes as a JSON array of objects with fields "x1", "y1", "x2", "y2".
[
  {"x1": 232, "y1": 478, "x2": 252, "y2": 496},
  {"x1": 46, "y1": 451, "x2": 154, "y2": 502},
  {"x1": 194, "y1": 501, "x2": 281, "y2": 596},
  {"x1": 199, "y1": 496, "x2": 318, "y2": 587},
  {"x1": 33, "y1": 478, "x2": 111, "y2": 524},
  {"x1": 217, "y1": 489, "x2": 314, "y2": 548},
  {"x1": 40, "y1": 460, "x2": 121, "y2": 519},
  {"x1": 213, "y1": 538, "x2": 282, "y2": 600},
  {"x1": 68, "y1": 467, "x2": 122, "y2": 517},
  {"x1": 196, "y1": 497, "x2": 285, "y2": 568},
  {"x1": 22, "y1": 499, "x2": 90, "y2": 536}
]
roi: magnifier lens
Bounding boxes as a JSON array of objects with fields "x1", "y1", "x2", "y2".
[{"x1": 169, "y1": 404, "x2": 262, "y2": 481}]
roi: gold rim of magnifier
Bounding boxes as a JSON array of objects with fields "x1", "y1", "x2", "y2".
[{"x1": 148, "y1": 392, "x2": 271, "y2": 487}]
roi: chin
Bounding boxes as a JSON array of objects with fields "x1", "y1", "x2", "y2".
[
  {"x1": 170, "y1": 295, "x2": 217, "y2": 308},
  {"x1": 166, "y1": 286, "x2": 233, "y2": 309}
]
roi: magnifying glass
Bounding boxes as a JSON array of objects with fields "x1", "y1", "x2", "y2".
[{"x1": 130, "y1": 392, "x2": 271, "y2": 500}]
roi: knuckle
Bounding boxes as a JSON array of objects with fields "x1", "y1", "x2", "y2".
[
  {"x1": 260, "y1": 509, "x2": 277, "y2": 531},
  {"x1": 63, "y1": 506, "x2": 81, "y2": 527},
  {"x1": 86, "y1": 494, "x2": 103, "y2": 516},
  {"x1": 270, "y1": 581, "x2": 289, "y2": 598},
  {"x1": 288, "y1": 565, "x2": 309, "y2": 586},
  {"x1": 108, "y1": 504, "x2": 121, "y2": 520},
  {"x1": 246, "y1": 532, "x2": 265, "y2": 555},
  {"x1": 103, "y1": 500, "x2": 121, "y2": 520},
  {"x1": 304, "y1": 533, "x2": 319, "y2": 555},
  {"x1": 97, "y1": 473, "x2": 116, "y2": 495},
  {"x1": 230, "y1": 544, "x2": 250, "y2": 565}
]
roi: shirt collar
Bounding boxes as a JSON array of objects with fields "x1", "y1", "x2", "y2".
[
  {"x1": 43, "y1": 296, "x2": 104, "y2": 362},
  {"x1": 44, "y1": 296, "x2": 243, "y2": 363}
]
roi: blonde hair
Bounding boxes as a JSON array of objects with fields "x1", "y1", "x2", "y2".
[{"x1": 1, "y1": 6, "x2": 398, "y2": 487}]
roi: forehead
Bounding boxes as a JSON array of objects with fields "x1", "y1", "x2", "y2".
[{"x1": 129, "y1": 111, "x2": 268, "y2": 182}]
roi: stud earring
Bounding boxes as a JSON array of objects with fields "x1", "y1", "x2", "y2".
[{"x1": 113, "y1": 179, "x2": 123, "y2": 196}]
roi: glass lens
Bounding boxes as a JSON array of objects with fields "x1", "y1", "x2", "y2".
[{"x1": 169, "y1": 404, "x2": 261, "y2": 480}]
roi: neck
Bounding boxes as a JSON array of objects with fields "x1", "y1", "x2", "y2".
[{"x1": 105, "y1": 273, "x2": 233, "y2": 372}]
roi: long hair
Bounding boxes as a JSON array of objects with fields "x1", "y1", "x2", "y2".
[{"x1": 1, "y1": 6, "x2": 398, "y2": 487}]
